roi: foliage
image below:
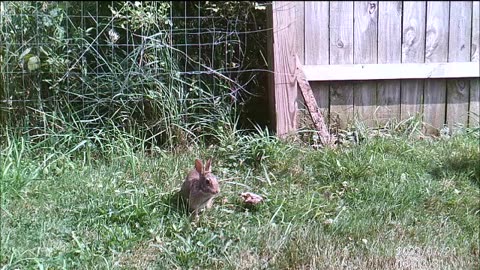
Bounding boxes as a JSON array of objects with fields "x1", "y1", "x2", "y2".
[{"x1": 1, "y1": 1, "x2": 269, "y2": 150}]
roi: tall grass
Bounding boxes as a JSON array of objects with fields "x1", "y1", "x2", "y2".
[{"x1": 1, "y1": 1, "x2": 259, "y2": 152}]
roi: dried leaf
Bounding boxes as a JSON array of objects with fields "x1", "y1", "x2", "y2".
[{"x1": 240, "y1": 192, "x2": 264, "y2": 205}]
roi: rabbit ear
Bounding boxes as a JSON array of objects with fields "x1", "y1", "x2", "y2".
[
  {"x1": 205, "y1": 159, "x2": 212, "y2": 172},
  {"x1": 195, "y1": 159, "x2": 203, "y2": 173}
]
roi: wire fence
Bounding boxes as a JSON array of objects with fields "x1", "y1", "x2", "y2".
[{"x1": 0, "y1": 1, "x2": 270, "y2": 147}]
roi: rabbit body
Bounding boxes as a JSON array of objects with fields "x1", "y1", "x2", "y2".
[{"x1": 180, "y1": 159, "x2": 220, "y2": 217}]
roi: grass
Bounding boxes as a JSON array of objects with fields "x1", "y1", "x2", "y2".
[{"x1": 1, "y1": 125, "x2": 479, "y2": 270}]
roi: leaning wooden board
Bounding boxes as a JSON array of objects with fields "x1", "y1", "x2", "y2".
[{"x1": 296, "y1": 55, "x2": 334, "y2": 147}]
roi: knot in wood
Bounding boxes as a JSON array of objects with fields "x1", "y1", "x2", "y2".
[
  {"x1": 368, "y1": 2, "x2": 376, "y2": 14},
  {"x1": 336, "y1": 39, "x2": 344, "y2": 48},
  {"x1": 404, "y1": 27, "x2": 416, "y2": 46},
  {"x1": 457, "y1": 80, "x2": 466, "y2": 89}
]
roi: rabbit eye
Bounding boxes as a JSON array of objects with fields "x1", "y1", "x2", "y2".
[{"x1": 206, "y1": 179, "x2": 211, "y2": 185}]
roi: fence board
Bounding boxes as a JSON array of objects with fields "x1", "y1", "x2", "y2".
[
  {"x1": 471, "y1": 79, "x2": 480, "y2": 127},
  {"x1": 353, "y1": 1, "x2": 378, "y2": 127},
  {"x1": 401, "y1": 1, "x2": 426, "y2": 121},
  {"x1": 305, "y1": 1, "x2": 330, "y2": 124},
  {"x1": 423, "y1": 1, "x2": 449, "y2": 134},
  {"x1": 377, "y1": 1, "x2": 402, "y2": 125},
  {"x1": 303, "y1": 62, "x2": 478, "y2": 81},
  {"x1": 469, "y1": 1, "x2": 480, "y2": 127},
  {"x1": 473, "y1": 1, "x2": 480, "y2": 62},
  {"x1": 272, "y1": 2, "x2": 299, "y2": 138},
  {"x1": 295, "y1": 2, "x2": 305, "y2": 64},
  {"x1": 447, "y1": 1, "x2": 472, "y2": 130},
  {"x1": 293, "y1": 2, "x2": 308, "y2": 130},
  {"x1": 329, "y1": 1, "x2": 354, "y2": 130},
  {"x1": 269, "y1": 1, "x2": 478, "y2": 136}
]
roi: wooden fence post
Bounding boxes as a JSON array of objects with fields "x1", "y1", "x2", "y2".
[{"x1": 269, "y1": 1, "x2": 301, "y2": 138}]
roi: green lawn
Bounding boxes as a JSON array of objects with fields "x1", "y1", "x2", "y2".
[{"x1": 1, "y1": 127, "x2": 479, "y2": 269}]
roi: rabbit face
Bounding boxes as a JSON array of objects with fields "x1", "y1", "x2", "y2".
[
  {"x1": 203, "y1": 172, "x2": 220, "y2": 195},
  {"x1": 195, "y1": 158, "x2": 220, "y2": 195}
]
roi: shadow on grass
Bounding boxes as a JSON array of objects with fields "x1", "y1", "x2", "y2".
[
  {"x1": 447, "y1": 157, "x2": 480, "y2": 188},
  {"x1": 430, "y1": 151, "x2": 480, "y2": 188},
  {"x1": 160, "y1": 191, "x2": 190, "y2": 216}
]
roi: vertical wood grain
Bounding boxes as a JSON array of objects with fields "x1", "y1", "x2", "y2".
[
  {"x1": 471, "y1": 79, "x2": 480, "y2": 128},
  {"x1": 353, "y1": 1, "x2": 378, "y2": 127},
  {"x1": 294, "y1": 1, "x2": 308, "y2": 131},
  {"x1": 401, "y1": 1, "x2": 426, "y2": 121},
  {"x1": 423, "y1": 1, "x2": 449, "y2": 135},
  {"x1": 305, "y1": 1, "x2": 329, "y2": 125},
  {"x1": 272, "y1": 1, "x2": 299, "y2": 138},
  {"x1": 329, "y1": 1, "x2": 354, "y2": 130},
  {"x1": 377, "y1": 1, "x2": 402, "y2": 126},
  {"x1": 469, "y1": 1, "x2": 479, "y2": 127},
  {"x1": 295, "y1": 2, "x2": 305, "y2": 65},
  {"x1": 447, "y1": 1, "x2": 472, "y2": 131}
]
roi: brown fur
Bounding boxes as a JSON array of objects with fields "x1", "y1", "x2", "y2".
[{"x1": 180, "y1": 158, "x2": 220, "y2": 219}]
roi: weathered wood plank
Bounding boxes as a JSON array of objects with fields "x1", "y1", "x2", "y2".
[
  {"x1": 271, "y1": 1, "x2": 299, "y2": 138},
  {"x1": 377, "y1": 1, "x2": 402, "y2": 126},
  {"x1": 401, "y1": 1, "x2": 426, "y2": 121},
  {"x1": 473, "y1": 1, "x2": 480, "y2": 63},
  {"x1": 329, "y1": 1, "x2": 354, "y2": 130},
  {"x1": 423, "y1": 1, "x2": 449, "y2": 135},
  {"x1": 448, "y1": 1, "x2": 472, "y2": 62},
  {"x1": 447, "y1": 1, "x2": 472, "y2": 131},
  {"x1": 353, "y1": 1, "x2": 378, "y2": 127},
  {"x1": 470, "y1": 79, "x2": 480, "y2": 127},
  {"x1": 302, "y1": 62, "x2": 479, "y2": 81},
  {"x1": 304, "y1": 1, "x2": 330, "y2": 126},
  {"x1": 305, "y1": 1, "x2": 329, "y2": 65},
  {"x1": 292, "y1": 2, "x2": 306, "y2": 133},
  {"x1": 296, "y1": 55, "x2": 334, "y2": 147},
  {"x1": 469, "y1": 1, "x2": 480, "y2": 128},
  {"x1": 295, "y1": 2, "x2": 305, "y2": 64}
]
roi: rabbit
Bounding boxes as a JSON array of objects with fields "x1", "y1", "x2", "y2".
[{"x1": 180, "y1": 158, "x2": 220, "y2": 219}]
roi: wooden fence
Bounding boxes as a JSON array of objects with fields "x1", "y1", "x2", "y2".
[{"x1": 267, "y1": 1, "x2": 480, "y2": 138}]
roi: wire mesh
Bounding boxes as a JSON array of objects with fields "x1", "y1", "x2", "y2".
[{"x1": 0, "y1": 1, "x2": 271, "y2": 146}]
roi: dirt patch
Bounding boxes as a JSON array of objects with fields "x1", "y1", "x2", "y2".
[{"x1": 394, "y1": 245, "x2": 472, "y2": 270}]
